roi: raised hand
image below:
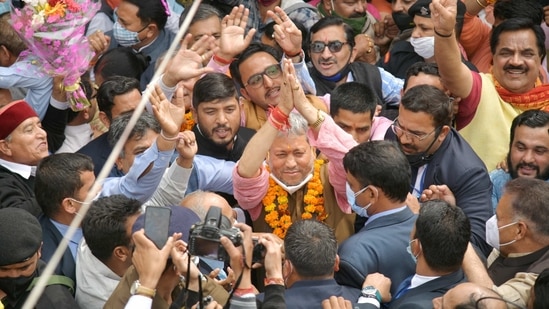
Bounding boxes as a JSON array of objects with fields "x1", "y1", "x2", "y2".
[
  {"x1": 175, "y1": 129, "x2": 197, "y2": 161},
  {"x1": 163, "y1": 34, "x2": 216, "y2": 88},
  {"x1": 363, "y1": 273, "x2": 392, "y2": 303},
  {"x1": 87, "y1": 29, "x2": 110, "y2": 55},
  {"x1": 149, "y1": 84, "x2": 185, "y2": 137},
  {"x1": 420, "y1": 184, "x2": 457, "y2": 206},
  {"x1": 267, "y1": 7, "x2": 302, "y2": 57},
  {"x1": 430, "y1": 0, "x2": 457, "y2": 35},
  {"x1": 217, "y1": 5, "x2": 256, "y2": 61}
]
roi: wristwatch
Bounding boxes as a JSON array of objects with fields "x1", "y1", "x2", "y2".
[
  {"x1": 130, "y1": 280, "x2": 156, "y2": 298},
  {"x1": 361, "y1": 286, "x2": 382, "y2": 303}
]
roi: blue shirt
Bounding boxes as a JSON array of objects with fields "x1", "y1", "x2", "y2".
[
  {"x1": 100, "y1": 141, "x2": 174, "y2": 203},
  {"x1": 50, "y1": 219, "x2": 83, "y2": 260}
]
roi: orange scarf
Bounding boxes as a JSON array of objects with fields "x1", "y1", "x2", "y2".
[{"x1": 493, "y1": 76, "x2": 549, "y2": 111}]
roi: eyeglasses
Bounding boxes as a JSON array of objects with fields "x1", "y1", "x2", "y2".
[
  {"x1": 244, "y1": 64, "x2": 282, "y2": 88},
  {"x1": 391, "y1": 117, "x2": 439, "y2": 142},
  {"x1": 309, "y1": 41, "x2": 348, "y2": 53}
]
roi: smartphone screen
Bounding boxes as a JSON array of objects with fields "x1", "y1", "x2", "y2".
[{"x1": 144, "y1": 206, "x2": 172, "y2": 249}]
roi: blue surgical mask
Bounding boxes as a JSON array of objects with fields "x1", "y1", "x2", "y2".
[
  {"x1": 406, "y1": 239, "x2": 418, "y2": 264},
  {"x1": 346, "y1": 183, "x2": 371, "y2": 217},
  {"x1": 113, "y1": 21, "x2": 143, "y2": 47}
]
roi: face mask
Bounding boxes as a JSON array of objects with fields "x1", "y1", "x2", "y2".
[
  {"x1": 485, "y1": 215, "x2": 518, "y2": 250},
  {"x1": 270, "y1": 173, "x2": 313, "y2": 195},
  {"x1": 410, "y1": 36, "x2": 435, "y2": 59},
  {"x1": 0, "y1": 272, "x2": 36, "y2": 300},
  {"x1": 346, "y1": 183, "x2": 372, "y2": 217},
  {"x1": 113, "y1": 21, "x2": 142, "y2": 47},
  {"x1": 392, "y1": 12, "x2": 414, "y2": 32},
  {"x1": 406, "y1": 239, "x2": 418, "y2": 264},
  {"x1": 331, "y1": 9, "x2": 367, "y2": 35}
]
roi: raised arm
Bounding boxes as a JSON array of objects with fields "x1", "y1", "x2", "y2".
[{"x1": 432, "y1": 0, "x2": 474, "y2": 98}]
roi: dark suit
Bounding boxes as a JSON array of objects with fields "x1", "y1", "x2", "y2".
[
  {"x1": 387, "y1": 128, "x2": 493, "y2": 256},
  {"x1": 335, "y1": 207, "x2": 417, "y2": 295},
  {"x1": 257, "y1": 279, "x2": 361, "y2": 309},
  {"x1": 77, "y1": 133, "x2": 123, "y2": 178},
  {"x1": 0, "y1": 165, "x2": 41, "y2": 216},
  {"x1": 38, "y1": 215, "x2": 76, "y2": 284},
  {"x1": 390, "y1": 270, "x2": 466, "y2": 308}
]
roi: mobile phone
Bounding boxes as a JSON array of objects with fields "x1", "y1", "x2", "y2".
[{"x1": 144, "y1": 206, "x2": 172, "y2": 249}]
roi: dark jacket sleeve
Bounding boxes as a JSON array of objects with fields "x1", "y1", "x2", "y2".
[
  {"x1": 42, "y1": 102, "x2": 68, "y2": 153},
  {"x1": 259, "y1": 284, "x2": 285, "y2": 309},
  {"x1": 0, "y1": 172, "x2": 41, "y2": 217}
]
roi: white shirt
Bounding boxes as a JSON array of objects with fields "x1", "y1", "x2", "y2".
[{"x1": 0, "y1": 157, "x2": 35, "y2": 179}]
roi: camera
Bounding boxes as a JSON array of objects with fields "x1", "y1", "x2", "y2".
[{"x1": 188, "y1": 206, "x2": 242, "y2": 261}]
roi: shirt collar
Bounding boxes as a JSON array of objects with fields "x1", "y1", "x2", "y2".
[
  {"x1": 364, "y1": 206, "x2": 408, "y2": 226},
  {"x1": 0, "y1": 157, "x2": 35, "y2": 179}
]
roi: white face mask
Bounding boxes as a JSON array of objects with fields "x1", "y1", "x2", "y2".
[
  {"x1": 485, "y1": 215, "x2": 518, "y2": 250},
  {"x1": 270, "y1": 173, "x2": 313, "y2": 195},
  {"x1": 410, "y1": 36, "x2": 435, "y2": 59}
]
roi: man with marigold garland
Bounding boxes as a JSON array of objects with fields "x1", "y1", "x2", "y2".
[{"x1": 233, "y1": 59, "x2": 355, "y2": 243}]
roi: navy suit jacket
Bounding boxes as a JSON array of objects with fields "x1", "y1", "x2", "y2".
[
  {"x1": 39, "y1": 215, "x2": 76, "y2": 285},
  {"x1": 257, "y1": 279, "x2": 360, "y2": 309},
  {"x1": 387, "y1": 128, "x2": 493, "y2": 256},
  {"x1": 335, "y1": 207, "x2": 417, "y2": 295},
  {"x1": 389, "y1": 270, "x2": 466, "y2": 308},
  {"x1": 77, "y1": 133, "x2": 123, "y2": 178}
]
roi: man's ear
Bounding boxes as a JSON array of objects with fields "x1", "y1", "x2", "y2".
[
  {"x1": 98, "y1": 111, "x2": 111, "y2": 128},
  {"x1": 144, "y1": 23, "x2": 158, "y2": 39},
  {"x1": 437, "y1": 125, "x2": 451, "y2": 142},
  {"x1": 115, "y1": 157, "x2": 124, "y2": 172},
  {"x1": 38, "y1": 243, "x2": 43, "y2": 259},
  {"x1": 321, "y1": 0, "x2": 333, "y2": 13},
  {"x1": 334, "y1": 254, "x2": 340, "y2": 272},
  {"x1": 114, "y1": 246, "x2": 130, "y2": 262},
  {"x1": 0, "y1": 139, "x2": 11, "y2": 157},
  {"x1": 516, "y1": 221, "x2": 528, "y2": 240},
  {"x1": 61, "y1": 198, "x2": 75, "y2": 215},
  {"x1": 240, "y1": 88, "x2": 251, "y2": 101}
]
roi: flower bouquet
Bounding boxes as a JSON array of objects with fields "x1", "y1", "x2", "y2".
[{"x1": 11, "y1": 0, "x2": 100, "y2": 111}]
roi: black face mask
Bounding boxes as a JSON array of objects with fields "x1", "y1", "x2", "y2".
[
  {"x1": 400, "y1": 128, "x2": 441, "y2": 168},
  {"x1": 392, "y1": 12, "x2": 414, "y2": 32},
  {"x1": 0, "y1": 272, "x2": 36, "y2": 301}
]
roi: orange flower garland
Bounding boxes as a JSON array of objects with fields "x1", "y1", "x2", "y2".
[
  {"x1": 262, "y1": 159, "x2": 327, "y2": 238},
  {"x1": 180, "y1": 111, "x2": 195, "y2": 131}
]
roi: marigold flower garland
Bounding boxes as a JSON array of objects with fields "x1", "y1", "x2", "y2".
[
  {"x1": 180, "y1": 111, "x2": 195, "y2": 131},
  {"x1": 262, "y1": 159, "x2": 327, "y2": 238}
]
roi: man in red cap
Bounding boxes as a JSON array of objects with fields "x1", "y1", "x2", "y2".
[{"x1": 0, "y1": 100, "x2": 49, "y2": 216}]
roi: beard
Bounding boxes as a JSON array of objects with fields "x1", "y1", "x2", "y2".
[{"x1": 507, "y1": 153, "x2": 549, "y2": 180}]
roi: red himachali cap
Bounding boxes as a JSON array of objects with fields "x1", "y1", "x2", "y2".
[{"x1": 0, "y1": 100, "x2": 38, "y2": 140}]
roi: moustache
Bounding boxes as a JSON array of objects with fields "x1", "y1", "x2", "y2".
[
  {"x1": 349, "y1": 12, "x2": 366, "y2": 18},
  {"x1": 517, "y1": 162, "x2": 538, "y2": 170},
  {"x1": 213, "y1": 125, "x2": 231, "y2": 131},
  {"x1": 503, "y1": 64, "x2": 527, "y2": 71}
]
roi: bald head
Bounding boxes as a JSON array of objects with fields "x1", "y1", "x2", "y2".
[
  {"x1": 181, "y1": 190, "x2": 235, "y2": 222},
  {"x1": 433, "y1": 282, "x2": 508, "y2": 309}
]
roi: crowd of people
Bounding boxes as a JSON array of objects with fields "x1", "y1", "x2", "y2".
[{"x1": 1, "y1": 0, "x2": 549, "y2": 308}]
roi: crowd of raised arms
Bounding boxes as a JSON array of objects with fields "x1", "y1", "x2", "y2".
[{"x1": 1, "y1": 0, "x2": 549, "y2": 308}]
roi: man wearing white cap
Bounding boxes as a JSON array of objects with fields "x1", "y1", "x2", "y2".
[{"x1": 0, "y1": 100, "x2": 48, "y2": 216}]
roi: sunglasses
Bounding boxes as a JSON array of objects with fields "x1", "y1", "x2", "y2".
[
  {"x1": 244, "y1": 64, "x2": 282, "y2": 88},
  {"x1": 309, "y1": 40, "x2": 348, "y2": 53}
]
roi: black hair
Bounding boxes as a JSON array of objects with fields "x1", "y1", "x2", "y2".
[
  {"x1": 122, "y1": 0, "x2": 168, "y2": 30},
  {"x1": 330, "y1": 82, "x2": 378, "y2": 118},
  {"x1": 82, "y1": 195, "x2": 141, "y2": 262},
  {"x1": 490, "y1": 18, "x2": 546, "y2": 60},
  {"x1": 343, "y1": 140, "x2": 411, "y2": 202},
  {"x1": 230, "y1": 43, "x2": 283, "y2": 88},
  {"x1": 416, "y1": 200, "x2": 470, "y2": 272},
  {"x1": 400, "y1": 84, "x2": 453, "y2": 128},
  {"x1": 93, "y1": 47, "x2": 150, "y2": 83},
  {"x1": 192, "y1": 73, "x2": 238, "y2": 109},
  {"x1": 35, "y1": 153, "x2": 94, "y2": 218},
  {"x1": 96, "y1": 76, "x2": 140, "y2": 122}
]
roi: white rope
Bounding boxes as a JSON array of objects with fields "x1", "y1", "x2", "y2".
[{"x1": 22, "y1": 0, "x2": 203, "y2": 307}]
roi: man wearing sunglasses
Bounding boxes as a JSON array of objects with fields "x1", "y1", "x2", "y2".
[
  {"x1": 386, "y1": 84, "x2": 493, "y2": 257},
  {"x1": 307, "y1": 16, "x2": 403, "y2": 118}
]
